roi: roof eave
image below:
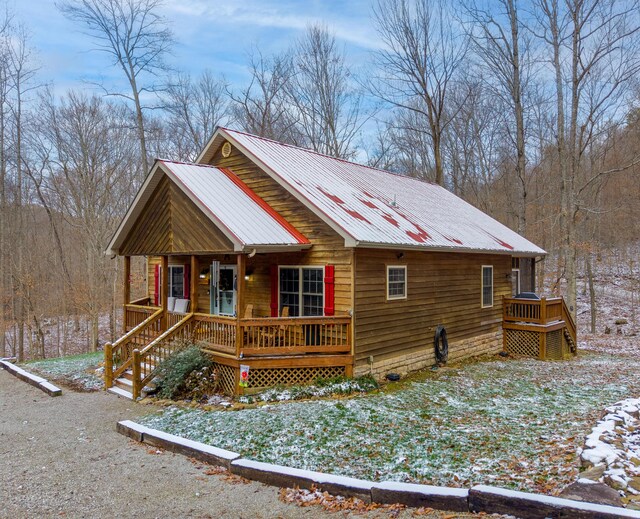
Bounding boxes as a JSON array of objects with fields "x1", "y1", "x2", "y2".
[{"x1": 354, "y1": 240, "x2": 546, "y2": 257}]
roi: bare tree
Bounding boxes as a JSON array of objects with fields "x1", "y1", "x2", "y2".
[
  {"x1": 230, "y1": 48, "x2": 300, "y2": 143},
  {"x1": 464, "y1": 0, "x2": 532, "y2": 235},
  {"x1": 6, "y1": 22, "x2": 37, "y2": 361},
  {"x1": 371, "y1": 0, "x2": 467, "y2": 186},
  {"x1": 164, "y1": 70, "x2": 230, "y2": 161},
  {"x1": 289, "y1": 24, "x2": 366, "y2": 159},
  {"x1": 533, "y1": 0, "x2": 640, "y2": 317},
  {"x1": 58, "y1": 0, "x2": 173, "y2": 177},
  {"x1": 27, "y1": 90, "x2": 138, "y2": 351}
]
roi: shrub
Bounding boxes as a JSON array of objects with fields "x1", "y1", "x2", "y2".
[{"x1": 155, "y1": 345, "x2": 212, "y2": 400}]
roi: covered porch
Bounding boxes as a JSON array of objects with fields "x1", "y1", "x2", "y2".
[{"x1": 105, "y1": 253, "x2": 353, "y2": 398}]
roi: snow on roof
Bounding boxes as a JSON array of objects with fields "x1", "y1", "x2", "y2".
[
  {"x1": 160, "y1": 160, "x2": 309, "y2": 248},
  {"x1": 217, "y1": 128, "x2": 546, "y2": 256}
]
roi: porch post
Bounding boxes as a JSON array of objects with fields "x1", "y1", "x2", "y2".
[
  {"x1": 161, "y1": 255, "x2": 169, "y2": 330},
  {"x1": 236, "y1": 253, "x2": 246, "y2": 357},
  {"x1": 123, "y1": 255, "x2": 131, "y2": 335},
  {"x1": 190, "y1": 255, "x2": 198, "y2": 313}
]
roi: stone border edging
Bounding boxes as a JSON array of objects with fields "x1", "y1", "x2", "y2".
[
  {"x1": 0, "y1": 360, "x2": 62, "y2": 397},
  {"x1": 117, "y1": 420, "x2": 640, "y2": 519}
]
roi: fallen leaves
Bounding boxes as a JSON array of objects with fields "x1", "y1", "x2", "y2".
[{"x1": 279, "y1": 486, "x2": 406, "y2": 515}]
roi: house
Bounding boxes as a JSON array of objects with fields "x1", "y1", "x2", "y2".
[{"x1": 104, "y1": 127, "x2": 576, "y2": 399}]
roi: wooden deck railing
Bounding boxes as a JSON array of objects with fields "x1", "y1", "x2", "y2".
[
  {"x1": 192, "y1": 314, "x2": 237, "y2": 355},
  {"x1": 133, "y1": 313, "x2": 195, "y2": 398},
  {"x1": 503, "y1": 297, "x2": 564, "y2": 325},
  {"x1": 124, "y1": 303, "x2": 158, "y2": 332},
  {"x1": 105, "y1": 307, "x2": 163, "y2": 388},
  {"x1": 240, "y1": 316, "x2": 351, "y2": 356},
  {"x1": 111, "y1": 308, "x2": 353, "y2": 398}
]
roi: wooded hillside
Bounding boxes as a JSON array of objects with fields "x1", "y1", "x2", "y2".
[{"x1": 1, "y1": 0, "x2": 639, "y2": 360}]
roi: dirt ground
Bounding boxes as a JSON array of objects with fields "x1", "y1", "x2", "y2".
[{"x1": 0, "y1": 369, "x2": 498, "y2": 519}]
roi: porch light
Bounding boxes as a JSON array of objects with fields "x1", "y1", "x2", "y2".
[{"x1": 199, "y1": 268, "x2": 210, "y2": 280}]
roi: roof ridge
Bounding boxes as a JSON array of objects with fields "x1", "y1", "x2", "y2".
[
  {"x1": 218, "y1": 127, "x2": 442, "y2": 189},
  {"x1": 158, "y1": 158, "x2": 218, "y2": 168}
]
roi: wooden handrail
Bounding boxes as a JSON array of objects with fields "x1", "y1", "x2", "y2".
[
  {"x1": 113, "y1": 308, "x2": 163, "y2": 348},
  {"x1": 106, "y1": 307, "x2": 163, "y2": 386},
  {"x1": 130, "y1": 296, "x2": 152, "y2": 306},
  {"x1": 132, "y1": 313, "x2": 195, "y2": 399},
  {"x1": 140, "y1": 312, "x2": 194, "y2": 355},
  {"x1": 561, "y1": 298, "x2": 577, "y2": 344}
]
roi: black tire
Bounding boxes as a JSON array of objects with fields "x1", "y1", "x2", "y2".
[{"x1": 434, "y1": 325, "x2": 448, "y2": 364}]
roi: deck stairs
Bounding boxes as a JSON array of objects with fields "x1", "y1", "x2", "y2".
[
  {"x1": 105, "y1": 310, "x2": 194, "y2": 400},
  {"x1": 107, "y1": 360, "x2": 158, "y2": 400}
]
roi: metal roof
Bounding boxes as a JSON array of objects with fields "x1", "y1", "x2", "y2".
[
  {"x1": 106, "y1": 160, "x2": 310, "y2": 254},
  {"x1": 212, "y1": 128, "x2": 546, "y2": 256}
]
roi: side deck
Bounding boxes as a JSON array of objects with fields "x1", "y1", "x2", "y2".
[{"x1": 502, "y1": 297, "x2": 577, "y2": 360}]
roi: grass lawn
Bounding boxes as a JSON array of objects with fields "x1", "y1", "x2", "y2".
[
  {"x1": 24, "y1": 351, "x2": 104, "y2": 391},
  {"x1": 139, "y1": 348, "x2": 640, "y2": 495}
]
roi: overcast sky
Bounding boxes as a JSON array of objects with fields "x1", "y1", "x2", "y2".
[{"x1": 14, "y1": 0, "x2": 381, "y2": 97}]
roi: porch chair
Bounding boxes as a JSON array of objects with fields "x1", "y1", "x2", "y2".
[{"x1": 259, "y1": 306, "x2": 289, "y2": 348}]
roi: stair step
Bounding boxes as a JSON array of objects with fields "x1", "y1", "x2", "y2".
[
  {"x1": 115, "y1": 377, "x2": 133, "y2": 389},
  {"x1": 107, "y1": 386, "x2": 133, "y2": 400}
]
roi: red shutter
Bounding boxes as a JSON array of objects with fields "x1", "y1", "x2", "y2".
[
  {"x1": 154, "y1": 264, "x2": 160, "y2": 306},
  {"x1": 270, "y1": 264, "x2": 278, "y2": 317},
  {"x1": 324, "y1": 265, "x2": 335, "y2": 316},
  {"x1": 183, "y1": 263, "x2": 190, "y2": 299}
]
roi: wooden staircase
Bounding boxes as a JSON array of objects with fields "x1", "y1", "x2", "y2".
[{"x1": 105, "y1": 311, "x2": 195, "y2": 400}]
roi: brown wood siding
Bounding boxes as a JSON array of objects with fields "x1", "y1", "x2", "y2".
[
  {"x1": 353, "y1": 249, "x2": 511, "y2": 366},
  {"x1": 208, "y1": 143, "x2": 353, "y2": 316},
  {"x1": 119, "y1": 175, "x2": 235, "y2": 256}
]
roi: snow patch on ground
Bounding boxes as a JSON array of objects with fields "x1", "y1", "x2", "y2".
[
  {"x1": 579, "y1": 398, "x2": 640, "y2": 495},
  {"x1": 24, "y1": 352, "x2": 104, "y2": 391}
]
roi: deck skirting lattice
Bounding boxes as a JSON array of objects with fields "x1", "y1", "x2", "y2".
[{"x1": 504, "y1": 329, "x2": 540, "y2": 357}]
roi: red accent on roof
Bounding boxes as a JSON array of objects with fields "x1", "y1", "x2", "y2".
[
  {"x1": 382, "y1": 214, "x2": 400, "y2": 227},
  {"x1": 488, "y1": 233, "x2": 514, "y2": 250},
  {"x1": 317, "y1": 186, "x2": 345, "y2": 205},
  {"x1": 217, "y1": 167, "x2": 310, "y2": 245},
  {"x1": 359, "y1": 198, "x2": 377, "y2": 209},
  {"x1": 342, "y1": 207, "x2": 371, "y2": 224}
]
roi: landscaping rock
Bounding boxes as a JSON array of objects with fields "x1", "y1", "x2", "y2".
[
  {"x1": 578, "y1": 464, "x2": 606, "y2": 481},
  {"x1": 629, "y1": 477, "x2": 640, "y2": 492},
  {"x1": 558, "y1": 481, "x2": 623, "y2": 507}
]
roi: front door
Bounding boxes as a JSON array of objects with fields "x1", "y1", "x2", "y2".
[{"x1": 210, "y1": 262, "x2": 237, "y2": 316}]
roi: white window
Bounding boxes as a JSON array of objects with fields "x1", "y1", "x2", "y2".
[
  {"x1": 279, "y1": 266, "x2": 324, "y2": 316},
  {"x1": 482, "y1": 265, "x2": 493, "y2": 308},
  {"x1": 387, "y1": 265, "x2": 407, "y2": 300},
  {"x1": 168, "y1": 265, "x2": 185, "y2": 298}
]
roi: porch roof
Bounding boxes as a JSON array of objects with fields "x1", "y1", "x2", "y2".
[{"x1": 106, "y1": 160, "x2": 310, "y2": 255}]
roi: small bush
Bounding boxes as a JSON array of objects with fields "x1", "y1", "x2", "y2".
[{"x1": 155, "y1": 346, "x2": 211, "y2": 400}]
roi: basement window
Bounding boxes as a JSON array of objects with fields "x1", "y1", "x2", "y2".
[
  {"x1": 387, "y1": 265, "x2": 407, "y2": 300},
  {"x1": 482, "y1": 265, "x2": 493, "y2": 308}
]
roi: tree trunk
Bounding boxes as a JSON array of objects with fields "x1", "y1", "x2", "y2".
[{"x1": 586, "y1": 253, "x2": 596, "y2": 333}]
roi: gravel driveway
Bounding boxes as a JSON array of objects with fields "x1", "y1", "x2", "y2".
[{"x1": 0, "y1": 369, "x2": 494, "y2": 519}]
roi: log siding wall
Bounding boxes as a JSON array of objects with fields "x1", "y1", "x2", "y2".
[{"x1": 353, "y1": 249, "x2": 511, "y2": 375}]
